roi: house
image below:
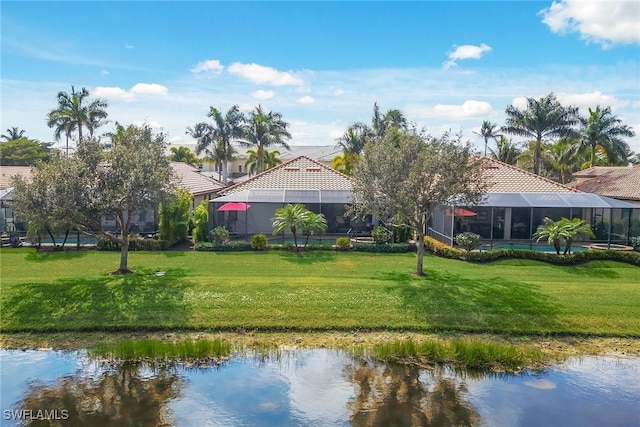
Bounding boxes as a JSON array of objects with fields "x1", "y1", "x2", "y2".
[
  {"x1": 568, "y1": 166, "x2": 640, "y2": 205},
  {"x1": 428, "y1": 158, "x2": 640, "y2": 246},
  {"x1": 210, "y1": 156, "x2": 358, "y2": 237},
  {"x1": 0, "y1": 166, "x2": 33, "y2": 231},
  {"x1": 170, "y1": 162, "x2": 224, "y2": 209}
]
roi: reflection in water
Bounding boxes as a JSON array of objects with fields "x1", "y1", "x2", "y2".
[
  {"x1": 347, "y1": 360, "x2": 479, "y2": 426},
  {"x1": 1, "y1": 350, "x2": 639, "y2": 427},
  {"x1": 18, "y1": 363, "x2": 183, "y2": 427}
]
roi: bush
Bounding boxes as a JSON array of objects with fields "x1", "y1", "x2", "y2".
[
  {"x1": 455, "y1": 232, "x2": 481, "y2": 252},
  {"x1": 335, "y1": 237, "x2": 352, "y2": 250},
  {"x1": 194, "y1": 241, "x2": 252, "y2": 252},
  {"x1": 210, "y1": 226, "x2": 230, "y2": 245},
  {"x1": 251, "y1": 233, "x2": 269, "y2": 250},
  {"x1": 307, "y1": 243, "x2": 334, "y2": 251},
  {"x1": 423, "y1": 236, "x2": 464, "y2": 259},
  {"x1": 464, "y1": 248, "x2": 640, "y2": 266},
  {"x1": 371, "y1": 225, "x2": 391, "y2": 244},
  {"x1": 97, "y1": 236, "x2": 170, "y2": 251},
  {"x1": 352, "y1": 242, "x2": 415, "y2": 253},
  {"x1": 631, "y1": 236, "x2": 640, "y2": 252},
  {"x1": 192, "y1": 200, "x2": 209, "y2": 243}
]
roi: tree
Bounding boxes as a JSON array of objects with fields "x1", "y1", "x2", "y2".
[
  {"x1": 47, "y1": 86, "x2": 108, "y2": 146},
  {"x1": 503, "y1": 93, "x2": 579, "y2": 175},
  {"x1": 302, "y1": 211, "x2": 328, "y2": 246},
  {"x1": 332, "y1": 153, "x2": 360, "y2": 176},
  {"x1": 169, "y1": 146, "x2": 199, "y2": 167},
  {"x1": 474, "y1": 120, "x2": 501, "y2": 157},
  {"x1": 187, "y1": 105, "x2": 244, "y2": 184},
  {"x1": 1, "y1": 127, "x2": 26, "y2": 141},
  {"x1": 335, "y1": 124, "x2": 369, "y2": 155},
  {"x1": 241, "y1": 105, "x2": 291, "y2": 174},
  {"x1": 533, "y1": 217, "x2": 594, "y2": 254},
  {"x1": 244, "y1": 148, "x2": 282, "y2": 176},
  {"x1": 271, "y1": 204, "x2": 310, "y2": 252},
  {"x1": 96, "y1": 124, "x2": 175, "y2": 273},
  {"x1": 192, "y1": 199, "x2": 209, "y2": 243},
  {"x1": 544, "y1": 139, "x2": 580, "y2": 184},
  {"x1": 579, "y1": 106, "x2": 636, "y2": 168},
  {"x1": 0, "y1": 138, "x2": 53, "y2": 166},
  {"x1": 352, "y1": 128, "x2": 487, "y2": 276},
  {"x1": 158, "y1": 188, "x2": 191, "y2": 245},
  {"x1": 488, "y1": 136, "x2": 521, "y2": 165}
]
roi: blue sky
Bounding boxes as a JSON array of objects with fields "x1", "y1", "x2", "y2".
[{"x1": 2, "y1": 1, "x2": 639, "y2": 154}]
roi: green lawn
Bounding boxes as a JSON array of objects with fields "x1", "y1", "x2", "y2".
[{"x1": 1, "y1": 248, "x2": 638, "y2": 336}]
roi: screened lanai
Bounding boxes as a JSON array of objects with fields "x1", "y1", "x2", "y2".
[{"x1": 429, "y1": 192, "x2": 640, "y2": 247}]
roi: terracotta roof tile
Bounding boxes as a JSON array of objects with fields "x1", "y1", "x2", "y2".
[
  {"x1": 481, "y1": 158, "x2": 579, "y2": 193},
  {"x1": 219, "y1": 156, "x2": 353, "y2": 195},
  {"x1": 568, "y1": 166, "x2": 640, "y2": 201},
  {"x1": 0, "y1": 166, "x2": 34, "y2": 190},
  {"x1": 170, "y1": 162, "x2": 224, "y2": 196}
]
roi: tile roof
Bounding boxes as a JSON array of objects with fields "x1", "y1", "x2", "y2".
[
  {"x1": 170, "y1": 162, "x2": 224, "y2": 196},
  {"x1": 0, "y1": 166, "x2": 33, "y2": 190},
  {"x1": 219, "y1": 156, "x2": 353, "y2": 195},
  {"x1": 568, "y1": 165, "x2": 640, "y2": 201},
  {"x1": 481, "y1": 157, "x2": 579, "y2": 193}
]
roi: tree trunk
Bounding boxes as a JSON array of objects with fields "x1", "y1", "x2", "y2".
[
  {"x1": 47, "y1": 228, "x2": 57, "y2": 248},
  {"x1": 257, "y1": 145, "x2": 264, "y2": 174},
  {"x1": 119, "y1": 209, "x2": 131, "y2": 273},
  {"x1": 415, "y1": 231, "x2": 425, "y2": 276},
  {"x1": 222, "y1": 161, "x2": 229, "y2": 184},
  {"x1": 61, "y1": 229, "x2": 69, "y2": 248}
]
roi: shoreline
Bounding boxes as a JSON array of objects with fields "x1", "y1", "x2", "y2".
[{"x1": 2, "y1": 331, "x2": 639, "y2": 361}]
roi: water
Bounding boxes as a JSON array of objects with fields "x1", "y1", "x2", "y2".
[
  {"x1": 483, "y1": 243, "x2": 587, "y2": 253},
  {"x1": 1, "y1": 349, "x2": 638, "y2": 426}
]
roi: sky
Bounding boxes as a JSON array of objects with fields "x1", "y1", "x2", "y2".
[{"x1": 2, "y1": 0, "x2": 639, "y2": 155}]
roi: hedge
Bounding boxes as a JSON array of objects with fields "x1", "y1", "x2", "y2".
[
  {"x1": 97, "y1": 236, "x2": 170, "y2": 251},
  {"x1": 352, "y1": 242, "x2": 416, "y2": 253},
  {"x1": 465, "y1": 248, "x2": 640, "y2": 266},
  {"x1": 194, "y1": 241, "x2": 253, "y2": 252}
]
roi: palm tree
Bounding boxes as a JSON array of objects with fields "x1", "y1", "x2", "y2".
[
  {"x1": 1, "y1": 127, "x2": 26, "y2": 141},
  {"x1": 169, "y1": 146, "x2": 199, "y2": 167},
  {"x1": 188, "y1": 106, "x2": 244, "y2": 184},
  {"x1": 335, "y1": 124, "x2": 368, "y2": 155},
  {"x1": 503, "y1": 93, "x2": 579, "y2": 175},
  {"x1": 271, "y1": 204, "x2": 310, "y2": 251},
  {"x1": 488, "y1": 136, "x2": 521, "y2": 165},
  {"x1": 371, "y1": 102, "x2": 408, "y2": 139},
  {"x1": 544, "y1": 139, "x2": 580, "y2": 184},
  {"x1": 302, "y1": 211, "x2": 328, "y2": 247},
  {"x1": 244, "y1": 149, "x2": 282, "y2": 176},
  {"x1": 241, "y1": 105, "x2": 291, "y2": 174},
  {"x1": 473, "y1": 121, "x2": 501, "y2": 157},
  {"x1": 332, "y1": 153, "x2": 359, "y2": 176},
  {"x1": 47, "y1": 86, "x2": 108, "y2": 144},
  {"x1": 579, "y1": 106, "x2": 636, "y2": 168},
  {"x1": 533, "y1": 217, "x2": 594, "y2": 254}
]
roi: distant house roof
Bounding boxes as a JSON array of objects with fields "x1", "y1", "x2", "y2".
[
  {"x1": 218, "y1": 156, "x2": 353, "y2": 196},
  {"x1": 171, "y1": 162, "x2": 223, "y2": 197},
  {"x1": 481, "y1": 158, "x2": 578, "y2": 193},
  {"x1": 0, "y1": 166, "x2": 33, "y2": 190},
  {"x1": 568, "y1": 166, "x2": 640, "y2": 202},
  {"x1": 170, "y1": 144, "x2": 342, "y2": 162}
]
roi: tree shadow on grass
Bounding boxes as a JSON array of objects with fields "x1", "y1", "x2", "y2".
[
  {"x1": 276, "y1": 251, "x2": 338, "y2": 264},
  {"x1": 1, "y1": 268, "x2": 193, "y2": 332},
  {"x1": 378, "y1": 270, "x2": 562, "y2": 334},
  {"x1": 24, "y1": 249, "x2": 89, "y2": 262},
  {"x1": 553, "y1": 263, "x2": 621, "y2": 279}
]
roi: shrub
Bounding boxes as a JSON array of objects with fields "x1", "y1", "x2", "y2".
[
  {"x1": 371, "y1": 225, "x2": 391, "y2": 244},
  {"x1": 97, "y1": 236, "x2": 170, "y2": 251},
  {"x1": 251, "y1": 233, "x2": 269, "y2": 250},
  {"x1": 335, "y1": 237, "x2": 352, "y2": 250},
  {"x1": 455, "y1": 232, "x2": 481, "y2": 252},
  {"x1": 192, "y1": 200, "x2": 209, "y2": 243},
  {"x1": 158, "y1": 188, "x2": 191, "y2": 244},
  {"x1": 352, "y1": 242, "x2": 415, "y2": 253},
  {"x1": 194, "y1": 241, "x2": 252, "y2": 251},
  {"x1": 307, "y1": 243, "x2": 333, "y2": 251},
  {"x1": 210, "y1": 226, "x2": 230, "y2": 245},
  {"x1": 631, "y1": 236, "x2": 640, "y2": 252},
  {"x1": 424, "y1": 236, "x2": 464, "y2": 259}
]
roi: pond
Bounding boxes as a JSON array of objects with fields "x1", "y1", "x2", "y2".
[{"x1": 1, "y1": 349, "x2": 638, "y2": 426}]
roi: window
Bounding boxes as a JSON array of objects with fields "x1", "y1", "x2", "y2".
[{"x1": 239, "y1": 165, "x2": 242, "y2": 173}]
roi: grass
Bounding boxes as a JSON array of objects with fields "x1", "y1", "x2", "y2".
[
  {"x1": 88, "y1": 338, "x2": 231, "y2": 361},
  {"x1": 1, "y1": 248, "x2": 639, "y2": 337}
]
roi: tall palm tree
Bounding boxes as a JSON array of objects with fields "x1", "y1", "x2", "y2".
[
  {"x1": 488, "y1": 136, "x2": 521, "y2": 165},
  {"x1": 579, "y1": 106, "x2": 636, "y2": 168},
  {"x1": 241, "y1": 105, "x2": 291, "y2": 174},
  {"x1": 371, "y1": 102, "x2": 408, "y2": 139},
  {"x1": 502, "y1": 93, "x2": 579, "y2": 175},
  {"x1": 187, "y1": 105, "x2": 244, "y2": 184},
  {"x1": 473, "y1": 120, "x2": 501, "y2": 157},
  {"x1": 47, "y1": 86, "x2": 108, "y2": 145},
  {"x1": 335, "y1": 124, "x2": 369, "y2": 155},
  {"x1": 1, "y1": 127, "x2": 26, "y2": 141}
]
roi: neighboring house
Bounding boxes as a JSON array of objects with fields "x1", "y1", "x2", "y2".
[
  {"x1": 429, "y1": 158, "x2": 640, "y2": 246},
  {"x1": 0, "y1": 166, "x2": 34, "y2": 232},
  {"x1": 568, "y1": 166, "x2": 640, "y2": 205},
  {"x1": 170, "y1": 162, "x2": 224, "y2": 209},
  {"x1": 210, "y1": 156, "x2": 358, "y2": 237},
  {"x1": 173, "y1": 144, "x2": 343, "y2": 180}
]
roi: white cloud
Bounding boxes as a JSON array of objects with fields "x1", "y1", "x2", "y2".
[
  {"x1": 101, "y1": 70, "x2": 109, "y2": 75},
  {"x1": 228, "y1": 62, "x2": 304, "y2": 86},
  {"x1": 539, "y1": 0, "x2": 640, "y2": 47},
  {"x1": 297, "y1": 96, "x2": 315, "y2": 104},
  {"x1": 93, "y1": 83, "x2": 168, "y2": 100},
  {"x1": 191, "y1": 59, "x2": 224, "y2": 74},
  {"x1": 130, "y1": 83, "x2": 169, "y2": 96},
  {"x1": 557, "y1": 91, "x2": 630, "y2": 110},
  {"x1": 133, "y1": 120, "x2": 163, "y2": 129},
  {"x1": 409, "y1": 100, "x2": 493, "y2": 120},
  {"x1": 329, "y1": 129, "x2": 344, "y2": 139},
  {"x1": 443, "y1": 43, "x2": 492, "y2": 70},
  {"x1": 251, "y1": 89, "x2": 275, "y2": 100},
  {"x1": 333, "y1": 88, "x2": 345, "y2": 96}
]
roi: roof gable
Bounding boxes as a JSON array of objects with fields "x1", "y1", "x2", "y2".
[
  {"x1": 481, "y1": 158, "x2": 579, "y2": 193},
  {"x1": 219, "y1": 156, "x2": 353, "y2": 195},
  {"x1": 171, "y1": 162, "x2": 223, "y2": 196}
]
